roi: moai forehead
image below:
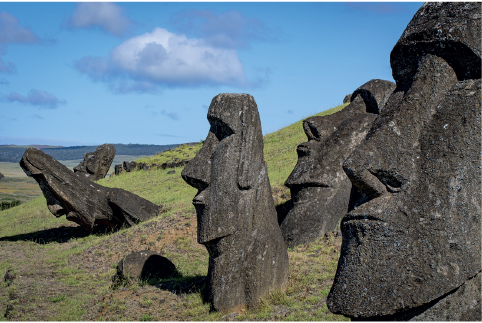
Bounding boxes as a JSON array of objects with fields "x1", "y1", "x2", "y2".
[{"x1": 391, "y1": 2, "x2": 481, "y2": 90}]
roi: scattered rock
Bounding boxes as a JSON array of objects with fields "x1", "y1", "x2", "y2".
[
  {"x1": 3, "y1": 270, "x2": 15, "y2": 286},
  {"x1": 73, "y1": 144, "x2": 115, "y2": 181},
  {"x1": 328, "y1": 2, "x2": 481, "y2": 321},
  {"x1": 116, "y1": 250, "x2": 178, "y2": 283},
  {"x1": 4, "y1": 304, "x2": 14, "y2": 318},
  {"x1": 281, "y1": 79, "x2": 395, "y2": 248},
  {"x1": 167, "y1": 170, "x2": 175, "y2": 175},
  {"x1": 20, "y1": 148, "x2": 161, "y2": 231},
  {"x1": 182, "y1": 93, "x2": 289, "y2": 312},
  {"x1": 114, "y1": 164, "x2": 124, "y2": 175},
  {"x1": 342, "y1": 94, "x2": 351, "y2": 104},
  {"x1": 123, "y1": 161, "x2": 138, "y2": 172}
]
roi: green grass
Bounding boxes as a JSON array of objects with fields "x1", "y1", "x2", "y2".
[{"x1": 0, "y1": 103, "x2": 349, "y2": 321}]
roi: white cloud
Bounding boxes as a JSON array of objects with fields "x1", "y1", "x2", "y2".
[
  {"x1": 5, "y1": 89, "x2": 66, "y2": 109},
  {"x1": 68, "y1": 2, "x2": 132, "y2": 36},
  {"x1": 75, "y1": 27, "x2": 250, "y2": 92},
  {"x1": 0, "y1": 12, "x2": 39, "y2": 74},
  {"x1": 0, "y1": 12, "x2": 38, "y2": 44}
]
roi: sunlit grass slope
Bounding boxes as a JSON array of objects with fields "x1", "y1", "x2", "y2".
[{"x1": 0, "y1": 103, "x2": 349, "y2": 321}]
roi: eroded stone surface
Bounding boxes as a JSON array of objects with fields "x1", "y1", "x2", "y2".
[
  {"x1": 281, "y1": 79, "x2": 395, "y2": 248},
  {"x1": 116, "y1": 250, "x2": 178, "y2": 283},
  {"x1": 73, "y1": 144, "x2": 116, "y2": 181},
  {"x1": 327, "y1": 2, "x2": 481, "y2": 320},
  {"x1": 20, "y1": 148, "x2": 161, "y2": 231},
  {"x1": 182, "y1": 93, "x2": 289, "y2": 312}
]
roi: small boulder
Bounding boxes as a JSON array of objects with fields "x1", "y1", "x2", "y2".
[
  {"x1": 114, "y1": 164, "x2": 124, "y2": 176},
  {"x1": 116, "y1": 250, "x2": 179, "y2": 283},
  {"x1": 167, "y1": 170, "x2": 175, "y2": 174},
  {"x1": 342, "y1": 94, "x2": 351, "y2": 103},
  {"x1": 123, "y1": 161, "x2": 137, "y2": 172}
]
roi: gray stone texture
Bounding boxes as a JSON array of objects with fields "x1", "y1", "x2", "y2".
[
  {"x1": 327, "y1": 2, "x2": 481, "y2": 320},
  {"x1": 73, "y1": 144, "x2": 116, "y2": 181},
  {"x1": 182, "y1": 93, "x2": 289, "y2": 312},
  {"x1": 281, "y1": 79, "x2": 395, "y2": 248},
  {"x1": 116, "y1": 250, "x2": 178, "y2": 283},
  {"x1": 20, "y1": 148, "x2": 161, "y2": 231}
]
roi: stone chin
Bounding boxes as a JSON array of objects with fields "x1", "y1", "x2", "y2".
[
  {"x1": 281, "y1": 185, "x2": 349, "y2": 247},
  {"x1": 328, "y1": 190, "x2": 478, "y2": 318}
]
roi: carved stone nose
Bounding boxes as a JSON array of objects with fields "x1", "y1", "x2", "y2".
[{"x1": 343, "y1": 149, "x2": 388, "y2": 200}]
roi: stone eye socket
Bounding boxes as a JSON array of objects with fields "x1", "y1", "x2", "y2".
[
  {"x1": 208, "y1": 117, "x2": 234, "y2": 141},
  {"x1": 296, "y1": 144, "x2": 311, "y2": 157}
]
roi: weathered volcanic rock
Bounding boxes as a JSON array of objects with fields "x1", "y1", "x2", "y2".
[
  {"x1": 123, "y1": 161, "x2": 137, "y2": 172},
  {"x1": 328, "y1": 2, "x2": 481, "y2": 321},
  {"x1": 114, "y1": 164, "x2": 124, "y2": 175},
  {"x1": 182, "y1": 93, "x2": 289, "y2": 312},
  {"x1": 20, "y1": 148, "x2": 161, "y2": 231},
  {"x1": 343, "y1": 94, "x2": 351, "y2": 104},
  {"x1": 281, "y1": 79, "x2": 395, "y2": 248},
  {"x1": 73, "y1": 144, "x2": 116, "y2": 181},
  {"x1": 116, "y1": 250, "x2": 178, "y2": 283}
]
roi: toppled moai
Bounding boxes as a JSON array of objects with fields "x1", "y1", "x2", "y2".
[
  {"x1": 281, "y1": 79, "x2": 395, "y2": 248},
  {"x1": 328, "y1": 2, "x2": 481, "y2": 320},
  {"x1": 73, "y1": 144, "x2": 116, "y2": 181},
  {"x1": 20, "y1": 148, "x2": 161, "y2": 231},
  {"x1": 182, "y1": 93, "x2": 289, "y2": 312}
]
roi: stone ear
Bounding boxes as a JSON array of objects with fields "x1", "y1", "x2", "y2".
[{"x1": 238, "y1": 101, "x2": 263, "y2": 190}]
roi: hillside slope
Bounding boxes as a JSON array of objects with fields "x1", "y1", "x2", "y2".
[{"x1": 0, "y1": 103, "x2": 349, "y2": 321}]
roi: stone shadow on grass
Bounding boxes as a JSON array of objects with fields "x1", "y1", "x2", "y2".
[{"x1": 0, "y1": 224, "x2": 119, "y2": 244}]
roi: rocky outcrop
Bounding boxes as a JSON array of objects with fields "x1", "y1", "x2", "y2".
[
  {"x1": 328, "y1": 2, "x2": 481, "y2": 321},
  {"x1": 115, "y1": 250, "x2": 179, "y2": 283},
  {"x1": 20, "y1": 148, "x2": 161, "y2": 231},
  {"x1": 73, "y1": 144, "x2": 115, "y2": 181},
  {"x1": 182, "y1": 93, "x2": 289, "y2": 312},
  {"x1": 113, "y1": 159, "x2": 191, "y2": 175},
  {"x1": 281, "y1": 79, "x2": 395, "y2": 248}
]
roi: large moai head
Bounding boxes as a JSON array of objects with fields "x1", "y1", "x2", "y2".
[
  {"x1": 328, "y1": 2, "x2": 481, "y2": 320},
  {"x1": 281, "y1": 79, "x2": 395, "y2": 248},
  {"x1": 73, "y1": 143, "x2": 116, "y2": 181},
  {"x1": 182, "y1": 93, "x2": 288, "y2": 312},
  {"x1": 20, "y1": 148, "x2": 160, "y2": 231},
  {"x1": 182, "y1": 93, "x2": 265, "y2": 243}
]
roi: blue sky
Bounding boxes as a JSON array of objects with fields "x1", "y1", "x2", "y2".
[{"x1": 0, "y1": 2, "x2": 422, "y2": 147}]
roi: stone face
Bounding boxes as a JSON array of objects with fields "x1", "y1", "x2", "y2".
[
  {"x1": 73, "y1": 144, "x2": 116, "y2": 181},
  {"x1": 181, "y1": 93, "x2": 289, "y2": 312},
  {"x1": 281, "y1": 79, "x2": 395, "y2": 248},
  {"x1": 328, "y1": 2, "x2": 481, "y2": 320},
  {"x1": 116, "y1": 250, "x2": 178, "y2": 283},
  {"x1": 20, "y1": 148, "x2": 161, "y2": 231}
]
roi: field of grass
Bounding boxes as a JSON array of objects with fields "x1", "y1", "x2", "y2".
[{"x1": 0, "y1": 103, "x2": 350, "y2": 321}]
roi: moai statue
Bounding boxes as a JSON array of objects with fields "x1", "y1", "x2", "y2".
[
  {"x1": 328, "y1": 2, "x2": 481, "y2": 320},
  {"x1": 182, "y1": 93, "x2": 289, "y2": 312},
  {"x1": 20, "y1": 148, "x2": 161, "y2": 231},
  {"x1": 73, "y1": 144, "x2": 116, "y2": 181},
  {"x1": 281, "y1": 79, "x2": 395, "y2": 248}
]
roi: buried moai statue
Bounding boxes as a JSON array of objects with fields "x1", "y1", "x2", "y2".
[
  {"x1": 73, "y1": 144, "x2": 116, "y2": 181},
  {"x1": 20, "y1": 148, "x2": 161, "y2": 231},
  {"x1": 182, "y1": 93, "x2": 289, "y2": 312},
  {"x1": 327, "y1": 2, "x2": 481, "y2": 321},
  {"x1": 280, "y1": 79, "x2": 395, "y2": 248}
]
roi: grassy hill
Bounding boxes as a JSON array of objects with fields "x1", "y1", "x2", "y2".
[{"x1": 0, "y1": 103, "x2": 349, "y2": 321}]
